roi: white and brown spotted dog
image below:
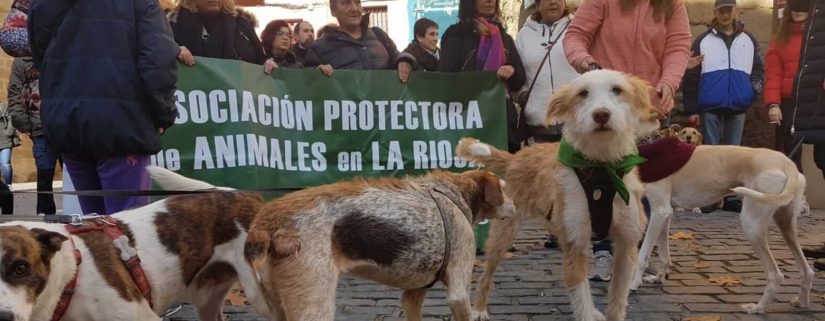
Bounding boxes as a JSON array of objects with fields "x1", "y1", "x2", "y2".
[
  {"x1": 0, "y1": 168, "x2": 277, "y2": 321},
  {"x1": 457, "y1": 70, "x2": 659, "y2": 321},
  {"x1": 632, "y1": 141, "x2": 813, "y2": 314},
  {"x1": 243, "y1": 170, "x2": 515, "y2": 321}
]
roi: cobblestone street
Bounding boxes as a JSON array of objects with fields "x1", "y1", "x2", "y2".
[{"x1": 165, "y1": 210, "x2": 825, "y2": 321}]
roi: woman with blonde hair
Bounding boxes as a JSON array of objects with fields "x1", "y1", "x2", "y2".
[{"x1": 169, "y1": 0, "x2": 265, "y2": 66}]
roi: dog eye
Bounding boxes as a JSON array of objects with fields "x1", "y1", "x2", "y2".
[
  {"x1": 577, "y1": 90, "x2": 589, "y2": 98},
  {"x1": 611, "y1": 87, "x2": 622, "y2": 95},
  {"x1": 12, "y1": 262, "x2": 29, "y2": 277}
]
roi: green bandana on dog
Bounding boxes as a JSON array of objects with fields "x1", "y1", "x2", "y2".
[{"x1": 556, "y1": 140, "x2": 646, "y2": 204}]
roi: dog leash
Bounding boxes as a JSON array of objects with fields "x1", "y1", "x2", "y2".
[{"x1": 423, "y1": 186, "x2": 472, "y2": 289}]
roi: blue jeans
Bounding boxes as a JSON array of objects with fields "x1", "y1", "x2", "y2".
[
  {"x1": 33, "y1": 136, "x2": 60, "y2": 214},
  {"x1": 700, "y1": 111, "x2": 746, "y2": 146},
  {"x1": 0, "y1": 148, "x2": 11, "y2": 184}
]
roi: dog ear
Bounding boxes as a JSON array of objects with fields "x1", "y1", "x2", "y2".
[
  {"x1": 695, "y1": 132, "x2": 703, "y2": 145},
  {"x1": 625, "y1": 74, "x2": 656, "y2": 120},
  {"x1": 477, "y1": 173, "x2": 505, "y2": 207},
  {"x1": 30, "y1": 228, "x2": 68, "y2": 262},
  {"x1": 546, "y1": 83, "x2": 576, "y2": 125}
]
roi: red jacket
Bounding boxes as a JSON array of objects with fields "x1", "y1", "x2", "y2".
[{"x1": 764, "y1": 22, "x2": 805, "y2": 106}]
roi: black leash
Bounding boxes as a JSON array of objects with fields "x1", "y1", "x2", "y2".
[{"x1": 0, "y1": 188, "x2": 302, "y2": 196}]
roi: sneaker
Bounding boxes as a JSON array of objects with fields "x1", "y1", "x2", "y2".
[
  {"x1": 722, "y1": 198, "x2": 742, "y2": 213},
  {"x1": 815, "y1": 258, "x2": 825, "y2": 271},
  {"x1": 544, "y1": 234, "x2": 558, "y2": 249},
  {"x1": 589, "y1": 250, "x2": 612, "y2": 282},
  {"x1": 163, "y1": 303, "x2": 184, "y2": 317},
  {"x1": 803, "y1": 244, "x2": 825, "y2": 259}
]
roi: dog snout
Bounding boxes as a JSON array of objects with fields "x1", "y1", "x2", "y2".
[
  {"x1": 592, "y1": 108, "x2": 611, "y2": 125},
  {"x1": 0, "y1": 311, "x2": 15, "y2": 321}
]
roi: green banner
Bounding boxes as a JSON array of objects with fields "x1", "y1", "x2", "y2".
[{"x1": 152, "y1": 57, "x2": 508, "y2": 188}]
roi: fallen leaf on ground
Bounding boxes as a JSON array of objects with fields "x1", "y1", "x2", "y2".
[
  {"x1": 683, "y1": 316, "x2": 721, "y2": 321},
  {"x1": 504, "y1": 252, "x2": 514, "y2": 258},
  {"x1": 226, "y1": 284, "x2": 248, "y2": 305},
  {"x1": 709, "y1": 276, "x2": 742, "y2": 286},
  {"x1": 688, "y1": 242, "x2": 703, "y2": 250},
  {"x1": 669, "y1": 231, "x2": 695, "y2": 240},
  {"x1": 694, "y1": 261, "x2": 711, "y2": 269}
]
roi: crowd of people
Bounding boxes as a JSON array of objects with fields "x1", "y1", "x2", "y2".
[{"x1": 0, "y1": 0, "x2": 822, "y2": 277}]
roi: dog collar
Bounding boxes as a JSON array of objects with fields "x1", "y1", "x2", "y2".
[
  {"x1": 556, "y1": 140, "x2": 646, "y2": 204},
  {"x1": 51, "y1": 216, "x2": 153, "y2": 321},
  {"x1": 51, "y1": 237, "x2": 82, "y2": 321},
  {"x1": 637, "y1": 136, "x2": 696, "y2": 183}
]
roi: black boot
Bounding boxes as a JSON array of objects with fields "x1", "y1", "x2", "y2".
[{"x1": 803, "y1": 244, "x2": 825, "y2": 259}]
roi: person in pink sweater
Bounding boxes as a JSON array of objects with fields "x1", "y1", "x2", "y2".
[
  {"x1": 563, "y1": 0, "x2": 692, "y2": 115},
  {"x1": 561, "y1": 0, "x2": 691, "y2": 283}
]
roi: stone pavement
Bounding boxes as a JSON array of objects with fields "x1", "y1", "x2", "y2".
[{"x1": 163, "y1": 210, "x2": 825, "y2": 321}]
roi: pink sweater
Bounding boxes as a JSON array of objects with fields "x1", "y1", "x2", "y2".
[{"x1": 564, "y1": 0, "x2": 691, "y2": 106}]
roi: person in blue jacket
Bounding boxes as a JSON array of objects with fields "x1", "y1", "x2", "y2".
[
  {"x1": 683, "y1": 0, "x2": 764, "y2": 147},
  {"x1": 28, "y1": 0, "x2": 179, "y2": 215}
]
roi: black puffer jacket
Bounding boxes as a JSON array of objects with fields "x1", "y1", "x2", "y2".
[
  {"x1": 168, "y1": 7, "x2": 266, "y2": 64},
  {"x1": 439, "y1": 20, "x2": 526, "y2": 92},
  {"x1": 29, "y1": 0, "x2": 179, "y2": 158},
  {"x1": 792, "y1": 0, "x2": 825, "y2": 143}
]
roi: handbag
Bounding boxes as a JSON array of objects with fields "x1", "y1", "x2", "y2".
[{"x1": 0, "y1": 0, "x2": 32, "y2": 57}]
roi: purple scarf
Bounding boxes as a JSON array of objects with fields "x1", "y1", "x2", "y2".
[{"x1": 476, "y1": 17, "x2": 506, "y2": 71}]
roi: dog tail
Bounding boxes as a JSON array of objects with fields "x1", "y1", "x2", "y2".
[
  {"x1": 146, "y1": 166, "x2": 233, "y2": 191},
  {"x1": 455, "y1": 137, "x2": 514, "y2": 174},
  {"x1": 730, "y1": 164, "x2": 800, "y2": 204},
  {"x1": 244, "y1": 221, "x2": 302, "y2": 266}
]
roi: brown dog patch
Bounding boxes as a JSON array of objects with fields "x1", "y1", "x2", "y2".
[
  {"x1": 332, "y1": 211, "x2": 417, "y2": 266},
  {"x1": 74, "y1": 231, "x2": 143, "y2": 302},
  {"x1": 154, "y1": 192, "x2": 263, "y2": 284}
]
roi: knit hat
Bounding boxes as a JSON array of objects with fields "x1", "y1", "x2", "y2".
[{"x1": 788, "y1": 0, "x2": 811, "y2": 12}]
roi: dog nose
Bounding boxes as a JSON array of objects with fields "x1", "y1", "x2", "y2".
[
  {"x1": 592, "y1": 109, "x2": 611, "y2": 125},
  {"x1": 0, "y1": 311, "x2": 15, "y2": 321}
]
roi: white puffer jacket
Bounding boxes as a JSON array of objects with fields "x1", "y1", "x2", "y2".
[{"x1": 516, "y1": 16, "x2": 579, "y2": 127}]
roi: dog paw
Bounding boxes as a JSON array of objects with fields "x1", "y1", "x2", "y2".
[
  {"x1": 741, "y1": 303, "x2": 765, "y2": 314},
  {"x1": 674, "y1": 207, "x2": 685, "y2": 212},
  {"x1": 790, "y1": 297, "x2": 808, "y2": 308},
  {"x1": 582, "y1": 309, "x2": 606, "y2": 321},
  {"x1": 471, "y1": 310, "x2": 490, "y2": 321},
  {"x1": 691, "y1": 208, "x2": 702, "y2": 214}
]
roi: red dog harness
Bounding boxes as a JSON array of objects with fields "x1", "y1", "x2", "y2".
[{"x1": 51, "y1": 216, "x2": 152, "y2": 321}]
